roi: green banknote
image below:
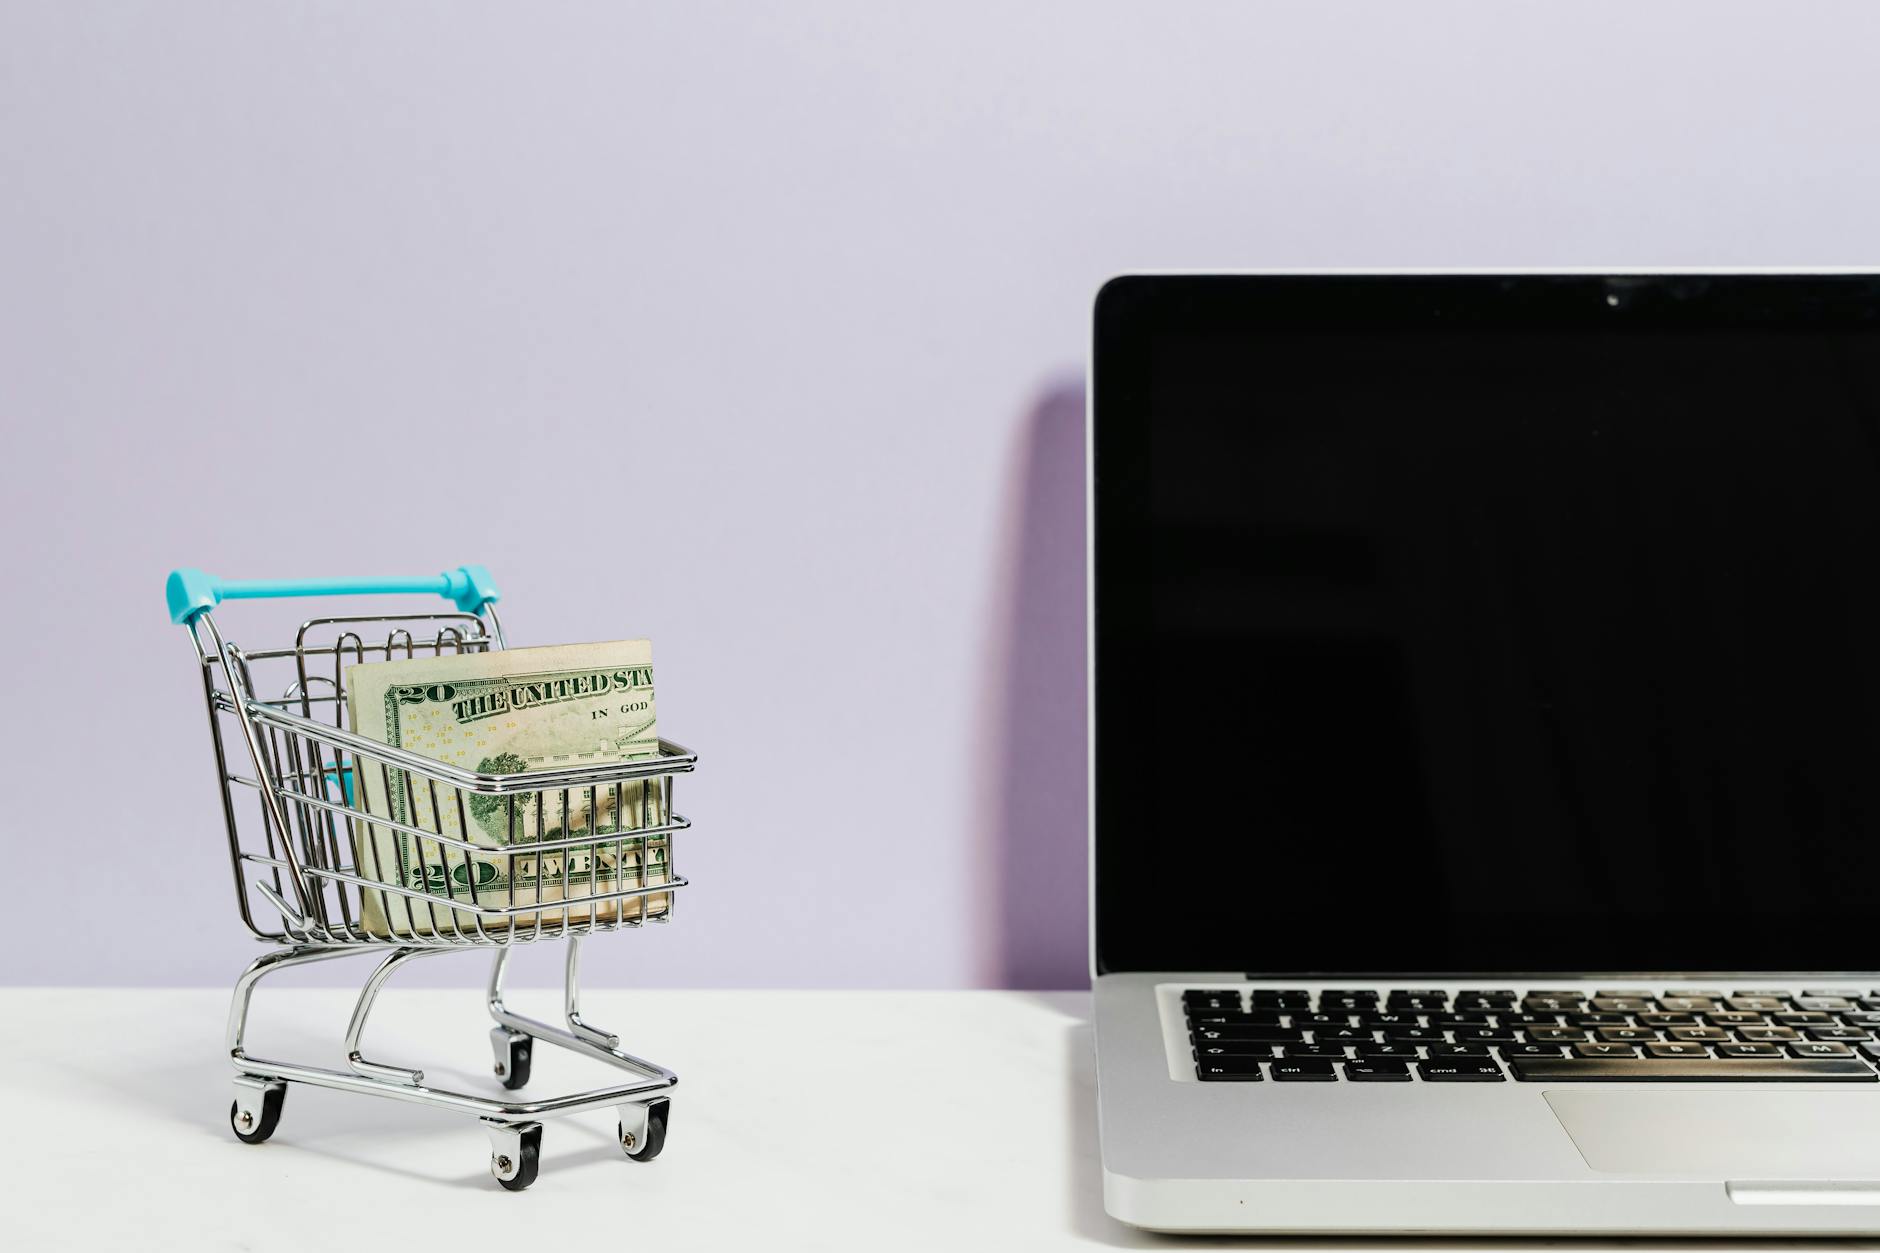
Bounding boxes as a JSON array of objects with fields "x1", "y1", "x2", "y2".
[{"x1": 342, "y1": 640, "x2": 669, "y2": 938}]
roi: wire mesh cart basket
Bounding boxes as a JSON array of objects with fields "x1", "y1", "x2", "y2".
[{"x1": 166, "y1": 565, "x2": 696, "y2": 1190}]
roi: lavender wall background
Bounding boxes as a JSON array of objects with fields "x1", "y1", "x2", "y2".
[{"x1": 5, "y1": 1, "x2": 1880, "y2": 987}]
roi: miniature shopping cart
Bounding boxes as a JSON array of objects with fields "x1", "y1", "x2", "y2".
[{"x1": 167, "y1": 565, "x2": 695, "y2": 1190}]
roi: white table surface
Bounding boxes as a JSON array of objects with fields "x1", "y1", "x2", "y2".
[{"x1": 0, "y1": 986, "x2": 1851, "y2": 1251}]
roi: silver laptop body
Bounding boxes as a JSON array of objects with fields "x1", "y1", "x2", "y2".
[{"x1": 1089, "y1": 272, "x2": 1880, "y2": 1235}]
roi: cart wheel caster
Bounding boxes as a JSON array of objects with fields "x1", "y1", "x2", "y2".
[
  {"x1": 492, "y1": 1028, "x2": 532, "y2": 1091},
  {"x1": 622, "y1": 1099, "x2": 669, "y2": 1162},
  {"x1": 229, "y1": 1084, "x2": 285, "y2": 1145},
  {"x1": 491, "y1": 1123, "x2": 542, "y2": 1191}
]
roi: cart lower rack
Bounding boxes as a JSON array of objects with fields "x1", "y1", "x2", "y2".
[{"x1": 169, "y1": 566, "x2": 697, "y2": 1190}]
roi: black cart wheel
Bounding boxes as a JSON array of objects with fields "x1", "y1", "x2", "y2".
[
  {"x1": 229, "y1": 1085, "x2": 285, "y2": 1145},
  {"x1": 623, "y1": 1099, "x2": 669, "y2": 1162},
  {"x1": 496, "y1": 1033, "x2": 532, "y2": 1091},
  {"x1": 493, "y1": 1124, "x2": 542, "y2": 1192}
]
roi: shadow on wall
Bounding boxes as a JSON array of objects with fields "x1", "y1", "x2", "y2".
[{"x1": 994, "y1": 379, "x2": 1089, "y2": 990}]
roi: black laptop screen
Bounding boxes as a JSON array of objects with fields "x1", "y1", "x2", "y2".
[{"x1": 1093, "y1": 275, "x2": 1880, "y2": 975}]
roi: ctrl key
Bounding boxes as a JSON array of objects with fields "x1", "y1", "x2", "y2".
[
  {"x1": 1196, "y1": 1058, "x2": 1264, "y2": 1081},
  {"x1": 1270, "y1": 1059, "x2": 1338, "y2": 1082}
]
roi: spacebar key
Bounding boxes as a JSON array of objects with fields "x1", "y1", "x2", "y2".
[{"x1": 1509, "y1": 1057, "x2": 1876, "y2": 1082}]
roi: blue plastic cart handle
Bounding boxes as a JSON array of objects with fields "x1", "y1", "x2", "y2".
[{"x1": 166, "y1": 565, "x2": 500, "y2": 625}]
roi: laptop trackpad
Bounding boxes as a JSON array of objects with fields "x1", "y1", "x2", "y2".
[{"x1": 1547, "y1": 1091, "x2": 1880, "y2": 1177}]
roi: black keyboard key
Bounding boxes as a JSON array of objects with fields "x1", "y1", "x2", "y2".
[
  {"x1": 1597, "y1": 1027, "x2": 1658, "y2": 1043},
  {"x1": 1250, "y1": 991, "x2": 1311, "y2": 1008},
  {"x1": 1312, "y1": 1028, "x2": 1377, "y2": 1043},
  {"x1": 1736, "y1": 1027, "x2": 1799, "y2": 1042},
  {"x1": 1795, "y1": 997, "x2": 1855, "y2": 1012},
  {"x1": 1419, "y1": 1060, "x2": 1504, "y2": 1082},
  {"x1": 1356, "y1": 1044, "x2": 1420, "y2": 1058},
  {"x1": 1270, "y1": 1059, "x2": 1337, "y2": 1081},
  {"x1": 1511, "y1": 1057, "x2": 1876, "y2": 1082},
  {"x1": 1591, "y1": 997, "x2": 1654, "y2": 1012},
  {"x1": 1345, "y1": 1060, "x2": 1411, "y2": 1082},
  {"x1": 1811, "y1": 1026, "x2": 1873, "y2": 1041},
  {"x1": 1726, "y1": 996, "x2": 1788, "y2": 1012},
  {"x1": 1197, "y1": 1059, "x2": 1265, "y2": 1081},
  {"x1": 1194, "y1": 1042, "x2": 1276, "y2": 1058},
  {"x1": 1453, "y1": 1027, "x2": 1518, "y2": 1043},
  {"x1": 1282, "y1": 1044, "x2": 1351, "y2": 1058},
  {"x1": 1191, "y1": 1026, "x2": 1301, "y2": 1043},
  {"x1": 1523, "y1": 996, "x2": 1584, "y2": 1012},
  {"x1": 1644, "y1": 1041, "x2": 1710, "y2": 1058},
  {"x1": 1773, "y1": 1012, "x2": 1835, "y2": 1025},
  {"x1": 1790, "y1": 1041, "x2": 1856, "y2": 1058},
  {"x1": 1574, "y1": 1042, "x2": 1637, "y2": 1058},
  {"x1": 1427, "y1": 1044, "x2": 1490, "y2": 1058},
  {"x1": 1527, "y1": 1026, "x2": 1588, "y2": 1042},
  {"x1": 1657, "y1": 996, "x2": 1722, "y2": 1012},
  {"x1": 1317, "y1": 990, "x2": 1379, "y2": 1009},
  {"x1": 1670, "y1": 1027, "x2": 1731, "y2": 1041},
  {"x1": 1294, "y1": 1013, "x2": 1353, "y2": 1028},
  {"x1": 1184, "y1": 990, "x2": 1243, "y2": 1011},
  {"x1": 1499, "y1": 1043, "x2": 1566, "y2": 1057},
  {"x1": 1187, "y1": 1011, "x2": 1286, "y2": 1027},
  {"x1": 1805, "y1": 989, "x2": 1862, "y2": 999},
  {"x1": 1568, "y1": 1013, "x2": 1631, "y2": 1026},
  {"x1": 1637, "y1": 1013, "x2": 1699, "y2": 1027},
  {"x1": 1706, "y1": 1012, "x2": 1767, "y2": 1026},
  {"x1": 1316, "y1": 999, "x2": 1376, "y2": 1013},
  {"x1": 1717, "y1": 1043, "x2": 1784, "y2": 1058},
  {"x1": 1387, "y1": 995, "x2": 1448, "y2": 1012}
]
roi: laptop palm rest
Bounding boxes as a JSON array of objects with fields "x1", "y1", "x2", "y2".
[{"x1": 1547, "y1": 1091, "x2": 1880, "y2": 1183}]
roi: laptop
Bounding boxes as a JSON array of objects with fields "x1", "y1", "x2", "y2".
[{"x1": 1089, "y1": 272, "x2": 1880, "y2": 1235}]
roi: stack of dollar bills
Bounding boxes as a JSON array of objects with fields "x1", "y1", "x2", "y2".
[{"x1": 343, "y1": 640, "x2": 669, "y2": 938}]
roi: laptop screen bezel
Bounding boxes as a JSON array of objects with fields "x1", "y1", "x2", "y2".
[{"x1": 1089, "y1": 271, "x2": 1880, "y2": 977}]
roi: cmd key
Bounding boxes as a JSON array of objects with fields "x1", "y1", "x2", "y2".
[{"x1": 1418, "y1": 1060, "x2": 1505, "y2": 1082}]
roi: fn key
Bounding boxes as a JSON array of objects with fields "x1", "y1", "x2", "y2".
[{"x1": 1196, "y1": 1058, "x2": 1264, "y2": 1081}]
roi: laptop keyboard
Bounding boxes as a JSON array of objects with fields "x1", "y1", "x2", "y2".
[{"x1": 1185, "y1": 987, "x2": 1880, "y2": 1082}]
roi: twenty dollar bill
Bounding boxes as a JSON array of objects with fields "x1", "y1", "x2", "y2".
[{"x1": 342, "y1": 640, "x2": 670, "y2": 938}]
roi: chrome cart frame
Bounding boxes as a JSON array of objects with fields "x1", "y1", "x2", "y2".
[{"x1": 168, "y1": 565, "x2": 696, "y2": 1190}]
